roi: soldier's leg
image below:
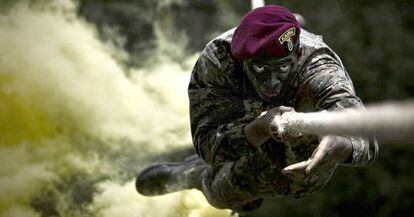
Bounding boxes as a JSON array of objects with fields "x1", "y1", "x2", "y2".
[
  {"x1": 136, "y1": 153, "x2": 264, "y2": 212},
  {"x1": 200, "y1": 146, "x2": 291, "y2": 213},
  {"x1": 136, "y1": 143, "x2": 290, "y2": 212},
  {"x1": 200, "y1": 161, "x2": 264, "y2": 213},
  {"x1": 136, "y1": 154, "x2": 209, "y2": 196}
]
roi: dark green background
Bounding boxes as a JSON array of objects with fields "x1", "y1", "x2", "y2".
[{"x1": 79, "y1": 1, "x2": 414, "y2": 216}]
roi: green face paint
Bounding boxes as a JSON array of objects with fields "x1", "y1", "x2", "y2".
[{"x1": 243, "y1": 52, "x2": 298, "y2": 102}]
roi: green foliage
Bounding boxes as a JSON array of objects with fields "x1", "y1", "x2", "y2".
[{"x1": 284, "y1": 0, "x2": 414, "y2": 102}]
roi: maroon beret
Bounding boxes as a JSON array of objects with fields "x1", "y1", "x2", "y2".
[{"x1": 231, "y1": 5, "x2": 300, "y2": 60}]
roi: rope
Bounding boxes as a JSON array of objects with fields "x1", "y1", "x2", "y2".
[{"x1": 273, "y1": 101, "x2": 414, "y2": 143}]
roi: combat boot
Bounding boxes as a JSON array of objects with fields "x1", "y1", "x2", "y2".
[{"x1": 136, "y1": 154, "x2": 209, "y2": 196}]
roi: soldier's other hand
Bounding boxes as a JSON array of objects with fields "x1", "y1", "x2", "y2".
[{"x1": 282, "y1": 135, "x2": 352, "y2": 175}]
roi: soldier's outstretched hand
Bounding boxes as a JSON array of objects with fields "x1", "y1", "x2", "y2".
[{"x1": 282, "y1": 135, "x2": 353, "y2": 175}]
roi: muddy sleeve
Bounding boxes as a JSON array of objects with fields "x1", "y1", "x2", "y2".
[{"x1": 188, "y1": 42, "x2": 256, "y2": 166}]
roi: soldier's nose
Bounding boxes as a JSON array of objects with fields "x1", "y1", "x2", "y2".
[{"x1": 269, "y1": 72, "x2": 280, "y2": 87}]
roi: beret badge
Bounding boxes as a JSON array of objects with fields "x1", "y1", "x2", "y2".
[{"x1": 278, "y1": 27, "x2": 296, "y2": 51}]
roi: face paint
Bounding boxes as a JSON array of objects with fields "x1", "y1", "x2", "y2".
[{"x1": 243, "y1": 50, "x2": 299, "y2": 102}]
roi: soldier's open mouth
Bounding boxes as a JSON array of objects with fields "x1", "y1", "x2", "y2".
[
  {"x1": 264, "y1": 90, "x2": 279, "y2": 97},
  {"x1": 263, "y1": 86, "x2": 281, "y2": 97}
]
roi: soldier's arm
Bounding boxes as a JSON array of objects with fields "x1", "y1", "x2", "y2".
[
  {"x1": 188, "y1": 40, "x2": 256, "y2": 166},
  {"x1": 299, "y1": 53, "x2": 378, "y2": 167}
]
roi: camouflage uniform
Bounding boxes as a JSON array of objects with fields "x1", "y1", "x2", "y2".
[{"x1": 188, "y1": 28, "x2": 378, "y2": 212}]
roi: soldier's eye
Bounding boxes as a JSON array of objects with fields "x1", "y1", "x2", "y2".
[
  {"x1": 252, "y1": 64, "x2": 267, "y2": 73},
  {"x1": 279, "y1": 63, "x2": 292, "y2": 74}
]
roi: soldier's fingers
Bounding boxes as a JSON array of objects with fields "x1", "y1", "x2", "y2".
[
  {"x1": 306, "y1": 143, "x2": 328, "y2": 174},
  {"x1": 279, "y1": 106, "x2": 295, "y2": 113},
  {"x1": 283, "y1": 169, "x2": 305, "y2": 180},
  {"x1": 267, "y1": 107, "x2": 283, "y2": 117},
  {"x1": 282, "y1": 160, "x2": 311, "y2": 174}
]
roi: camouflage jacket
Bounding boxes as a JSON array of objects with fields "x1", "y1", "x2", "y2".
[{"x1": 188, "y1": 28, "x2": 378, "y2": 170}]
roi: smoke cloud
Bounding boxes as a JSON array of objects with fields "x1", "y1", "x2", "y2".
[{"x1": 0, "y1": 1, "x2": 230, "y2": 216}]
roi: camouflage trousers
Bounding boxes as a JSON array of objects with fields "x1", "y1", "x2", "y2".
[{"x1": 197, "y1": 142, "x2": 336, "y2": 212}]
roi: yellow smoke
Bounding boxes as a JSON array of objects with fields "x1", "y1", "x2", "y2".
[{"x1": 0, "y1": 1, "x2": 231, "y2": 216}]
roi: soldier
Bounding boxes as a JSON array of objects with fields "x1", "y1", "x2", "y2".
[{"x1": 136, "y1": 5, "x2": 378, "y2": 213}]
